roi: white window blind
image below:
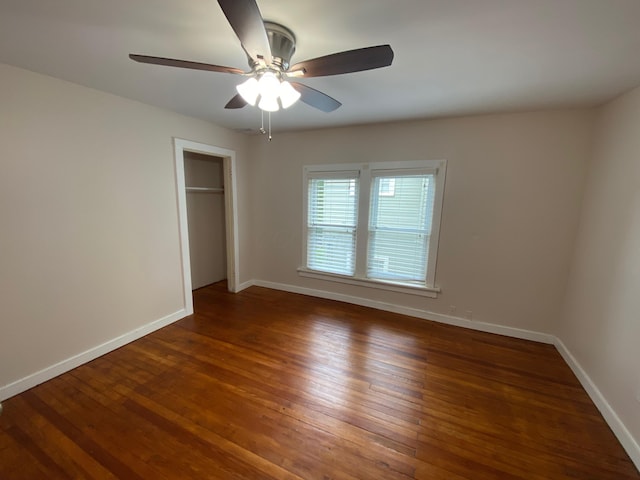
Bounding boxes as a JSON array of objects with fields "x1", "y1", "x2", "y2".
[
  {"x1": 367, "y1": 173, "x2": 436, "y2": 284},
  {"x1": 307, "y1": 175, "x2": 358, "y2": 275}
]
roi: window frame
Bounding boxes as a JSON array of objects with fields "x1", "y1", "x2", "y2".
[{"x1": 300, "y1": 160, "x2": 446, "y2": 298}]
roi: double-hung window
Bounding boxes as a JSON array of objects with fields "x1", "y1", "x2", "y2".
[
  {"x1": 301, "y1": 160, "x2": 446, "y2": 297},
  {"x1": 306, "y1": 171, "x2": 359, "y2": 276}
]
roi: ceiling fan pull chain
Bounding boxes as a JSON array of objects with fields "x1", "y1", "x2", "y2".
[
  {"x1": 259, "y1": 109, "x2": 266, "y2": 135},
  {"x1": 268, "y1": 112, "x2": 272, "y2": 141}
]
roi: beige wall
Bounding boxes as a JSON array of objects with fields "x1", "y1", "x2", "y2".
[
  {"x1": 0, "y1": 63, "x2": 250, "y2": 392},
  {"x1": 559, "y1": 85, "x2": 640, "y2": 446},
  {"x1": 248, "y1": 111, "x2": 594, "y2": 333}
]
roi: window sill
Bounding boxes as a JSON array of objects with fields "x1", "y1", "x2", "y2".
[{"x1": 297, "y1": 267, "x2": 440, "y2": 298}]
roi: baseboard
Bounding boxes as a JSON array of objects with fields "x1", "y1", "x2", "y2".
[
  {"x1": 236, "y1": 279, "x2": 256, "y2": 292},
  {"x1": 251, "y1": 280, "x2": 554, "y2": 344},
  {"x1": 0, "y1": 309, "x2": 188, "y2": 402},
  {"x1": 554, "y1": 337, "x2": 640, "y2": 470}
]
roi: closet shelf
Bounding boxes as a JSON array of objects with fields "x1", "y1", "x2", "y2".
[{"x1": 186, "y1": 186, "x2": 224, "y2": 194}]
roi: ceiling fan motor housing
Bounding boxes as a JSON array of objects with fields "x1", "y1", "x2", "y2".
[{"x1": 260, "y1": 21, "x2": 296, "y2": 71}]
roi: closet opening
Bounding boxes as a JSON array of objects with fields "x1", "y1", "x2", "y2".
[
  {"x1": 184, "y1": 152, "x2": 226, "y2": 291},
  {"x1": 174, "y1": 138, "x2": 239, "y2": 316}
]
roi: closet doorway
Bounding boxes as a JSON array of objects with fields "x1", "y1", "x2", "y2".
[
  {"x1": 184, "y1": 152, "x2": 226, "y2": 289},
  {"x1": 174, "y1": 138, "x2": 239, "y2": 316}
]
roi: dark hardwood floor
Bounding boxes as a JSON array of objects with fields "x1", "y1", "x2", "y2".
[{"x1": 1, "y1": 282, "x2": 638, "y2": 479}]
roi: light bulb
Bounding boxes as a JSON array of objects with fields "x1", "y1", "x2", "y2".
[
  {"x1": 258, "y1": 95, "x2": 279, "y2": 112},
  {"x1": 279, "y1": 81, "x2": 301, "y2": 109},
  {"x1": 258, "y1": 71, "x2": 280, "y2": 98},
  {"x1": 236, "y1": 77, "x2": 259, "y2": 106},
  {"x1": 256, "y1": 71, "x2": 281, "y2": 111}
]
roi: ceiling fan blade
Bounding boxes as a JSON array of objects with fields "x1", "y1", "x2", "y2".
[
  {"x1": 291, "y1": 83, "x2": 341, "y2": 112},
  {"x1": 225, "y1": 93, "x2": 248, "y2": 109},
  {"x1": 129, "y1": 54, "x2": 244, "y2": 75},
  {"x1": 289, "y1": 45, "x2": 394, "y2": 77},
  {"x1": 217, "y1": 0, "x2": 272, "y2": 64}
]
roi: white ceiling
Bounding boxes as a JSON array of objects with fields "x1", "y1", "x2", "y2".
[{"x1": 2, "y1": 0, "x2": 640, "y2": 133}]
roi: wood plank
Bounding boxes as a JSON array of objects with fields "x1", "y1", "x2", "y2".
[{"x1": 0, "y1": 281, "x2": 638, "y2": 479}]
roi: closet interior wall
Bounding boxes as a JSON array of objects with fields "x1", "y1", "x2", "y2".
[{"x1": 184, "y1": 151, "x2": 227, "y2": 290}]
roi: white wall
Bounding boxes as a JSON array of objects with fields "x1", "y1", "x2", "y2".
[
  {"x1": 248, "y1": 111, "x2": 594, "y2": 334},
  {"x1": 0, "y1": 63, "x2": 250, "y2": 396},
  {"x1": 558, "y1": 85, "x2": 640, "y2": 452}
]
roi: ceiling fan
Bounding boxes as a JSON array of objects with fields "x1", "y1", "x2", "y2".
[{"x1": 129, "y1": 0, "x2": 394, "y2": 114}]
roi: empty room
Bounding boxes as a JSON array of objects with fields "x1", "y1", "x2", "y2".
[{"x1": 1, "y1": 0, "x2": 639, "y2": 478}]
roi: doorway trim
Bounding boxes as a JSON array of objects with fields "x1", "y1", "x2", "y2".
[{"x1": 174, "y1": 138, "x2": 240, "y2": 315}]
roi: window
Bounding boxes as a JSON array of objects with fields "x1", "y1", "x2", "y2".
[
  {"x1": 368, "y1": 173, "x2": 434, "y2": 284},
  {"x1": 306, "y1": 173, "x2": 358, "y2": 275},
  {"x1": 301, "y1": 160, "x2": 446, "y2": 296}
]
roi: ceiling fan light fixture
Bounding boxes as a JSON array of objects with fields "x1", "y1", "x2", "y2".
[
  {"x1": 258, "y1": 95, "x2": 280, "y2": 112},
  {"x1": 255, "y1": 71, "x2": 282, "y2": 111},
  {"x1": 258, "y1": 71, "x2": 280, "y2": 96},
  {"x1": 279, "y1": 80, "x2": 301, "y2": 109},
  {"x1": 236, "y1": 77, "x2": 259, "y2": 106},
  {"x1": 239, "y1": 71, "x2": 300, "y2": 112}
]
